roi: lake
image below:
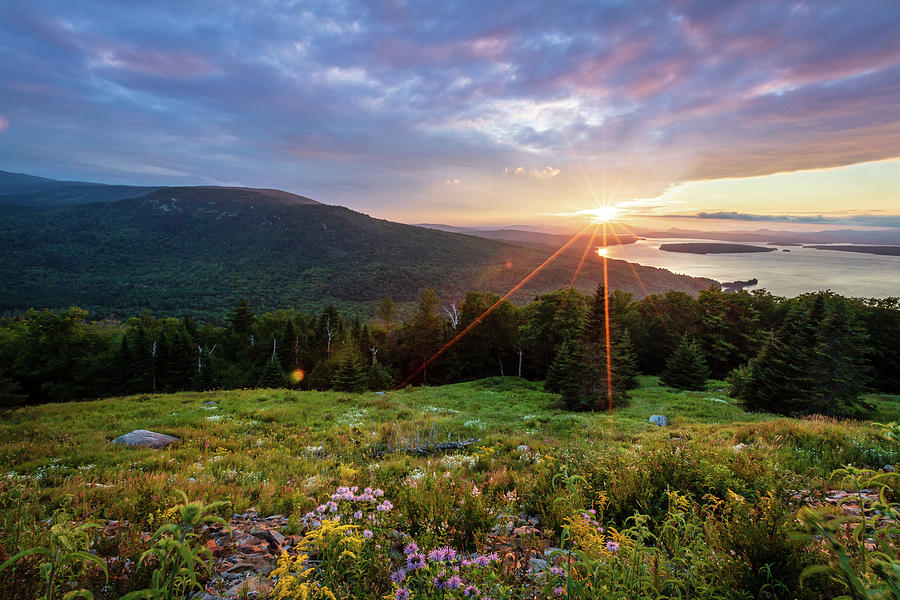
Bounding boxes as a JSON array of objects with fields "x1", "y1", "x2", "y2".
[{"x1": 604, "y1": 238, "x2": 900, "y2": 299}]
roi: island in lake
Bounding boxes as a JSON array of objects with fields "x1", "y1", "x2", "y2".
[
  {"x1": 659, "y1": 243, "x2": 777, "y2": 254},
  {"x1": 805, "y1": 245, "x2": 900, "y2": 257}
]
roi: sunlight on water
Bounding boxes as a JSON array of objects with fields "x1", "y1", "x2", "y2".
[{"x1": 604, "y1": 238, "x2": 900, "y2": 298}]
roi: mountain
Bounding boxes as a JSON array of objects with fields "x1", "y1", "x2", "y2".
[
  {"x1": 0, "y1": 183, "x2": 715, "y2": 320},
  {"x1": 418, "y1": 224, "x2": 639, "y2": 248},
  {"x1": 0, "y1": 169, "x2": 161, "y2": 208}
]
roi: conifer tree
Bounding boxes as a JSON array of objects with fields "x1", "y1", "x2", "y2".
[
  {"x1": 557, "y1": 285, "x2": 638, "y2": 411},
  {"x1": 257, "y1": 356, "x2": 286, "y2": 388},
  {"x1": 810, "y1": 299, "x2": 869, "y2": 415},
  {"x1": 332, "y1": 347, "x2": 368, "y2": 392},
  {"x1": 545, "y1": 339, "x2": 574, "y2": 394},
  {"x1": 661, "y1": 335, "x2": 710, "y2": 390}
]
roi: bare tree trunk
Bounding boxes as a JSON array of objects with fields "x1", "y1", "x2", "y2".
[
  {"x1": 499, "y1": 353, "x2": 504, "y2": 376},
  {"x1": 443, "y1": 304, "x2": 461, "y2": 330},
  {"x1": 517, "y1": 347, "x2": 524, "y2": 378}
]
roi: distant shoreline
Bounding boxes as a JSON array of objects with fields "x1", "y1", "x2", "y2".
[
  {"x1": 659, "y1": 242, "x2": 776, "y2": 255},
  {"x1": 805, "y1": 245, "x2": 900, "y2": 256}
]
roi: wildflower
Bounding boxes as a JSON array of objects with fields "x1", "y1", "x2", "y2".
[
  {"x1": 550, "y1": 566, "x2": 564, "y2": 576},
  {"x1": 428, "y1": 546, "x2": 457, "y2": 562},
  {"x1": 363, "y1": 529, "x2": 373, "y2": 538},
  {"x1": 554, "y1": 586, "x2": 565, "y2": 596},
  {"x1": 316, "y1": 504, "x2": 327, "y2": 514},
  {"x1": 353, "y1": 511, "x2": 362, "y2": 520},
  {"x1": 328, "y1": 501, "x2": 338, "y2": 513},
  {"x1": 606, "y1": 540, "x2": 619, "y2": 553},
  {"x1": 377, "y1": 500, "x2": 393, "y2": 512},
  {"x1": 464, "y1": 585, "x2": 479, "y2": 597},
  {"x1": 406, "y1": 553, "x2": 426, "y2": 570},
  {"x1": 373, "y1": 488, "x2": 384, "y2": 497},
  {"x1": 395, "y1": 588, "x2": 411, "y2": 600},
  {"x1": 403, "y1": 542, "x2": 419, "y2": 556},
  {"x1": 391, "y1": 569, "x2": 407, "y2": 583},
  {"x1": 471, "y1": 485, "x2": 480, "y2": 497},
  {"x1": 447, "y1": 575, "x2": 463, "y2": 589}
]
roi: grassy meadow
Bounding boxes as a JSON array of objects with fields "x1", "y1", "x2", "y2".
[{"x1": 2, "y1": 377, "x2": 900, "y2": 599}]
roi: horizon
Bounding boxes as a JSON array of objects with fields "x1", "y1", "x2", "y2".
[{"x1": 1, "y1": 1, "x2": 898, "y2": 231}]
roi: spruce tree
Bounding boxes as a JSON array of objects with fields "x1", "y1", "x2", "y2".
[
  {"x1": 545, "y1": 339, "x2": 574, "y2": 394},
  {"x1": 257, "y1": 356, "x2": 286, "y2": 388},
  {"x1": 332, "y1": 347, "x2": 367, "y2": 392},
  {"x1": 557, "y1": 285, "x2": 638, "y2": 411},
  {"x1": 660, "y1": 335, "x2": 710, "y2": 390},
  {"x1": 810, "y1": 299, "x2": 869, "y2": 415}
]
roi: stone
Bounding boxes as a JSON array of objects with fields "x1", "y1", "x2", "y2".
[
  {"x1": 375, "y1": 391, "x2": 386, "y2": 396},
  {"x1": 225, "y1": 576, "x2": 273, "y2": 597},
  {"x1": 884, "y1": 464, "x2": 895, "y2": 472},
  {"x1": 112, "y1": 430, "x2": 179, "y2": 449},
  {"x1": 648, "y1": 415, "x2": 669, "y2": 427}
]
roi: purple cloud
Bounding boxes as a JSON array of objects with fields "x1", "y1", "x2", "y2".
[{"x1": 0, "y1": 0, "x2": 897, "y2": 215}]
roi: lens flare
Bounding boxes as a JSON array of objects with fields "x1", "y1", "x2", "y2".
[
  {"x1": 596, "y1": 247, "x2": 608, "y2": 257},
  {"x1": 290, "y1": 368, "x2": 305, "y2": 383}
]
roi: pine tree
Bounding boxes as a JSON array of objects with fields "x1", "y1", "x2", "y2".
[
  {"x1": 257, "y1": 357, "x2": 286, "y2": 388},
  {"x1": 368, "y1": 359, "x2": 395, "y2": 391},
  {"x1": 660, "y1": 335, "x2": 710, "y2": 390},
  {"x1": 278, "y1": 320, "x2": 299, "y2": 372},
  {"x1": 332, "y1": 347, "x2": 367, "y2": 392},
  {"x1": 545, "y1": 339, "x2": 574, "y2": 394},
  {"x1": 810, "y1": 299, "x2": 870, "y2": 415},
  {"x1": 229, "y1": 299, "x2": 256, "y2": 346},
  {"x1": 557, "y1": 285, "x2": 638, "y2": 411}
]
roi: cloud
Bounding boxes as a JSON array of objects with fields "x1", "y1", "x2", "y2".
[
  {"x1": 686, "y1": 212, "x2": 900, "y2": 228},
  {"x1": 0, "y1": 0, "x2": 897, "y2": 215},
  {"x1": 0, "y1": 114, "x2": 8, "y2": 132},
  {"x1": 504, "y1": 165, "x2": 560, "y2": 178}
]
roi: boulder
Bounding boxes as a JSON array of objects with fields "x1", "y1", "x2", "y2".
[
  {"x1": 885, "y1": 464, "x2": 895, "y2": 472},
  {"x1": 112, "y1": 430, "x2": 179, "y2": 449},
  {"x1": 649, "y1": 415, "x2": 669, "y2": 427}
]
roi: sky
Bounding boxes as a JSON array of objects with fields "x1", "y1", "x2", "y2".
[{"x1": 0, "y1": 0, "x2": 898, "y2": 231}]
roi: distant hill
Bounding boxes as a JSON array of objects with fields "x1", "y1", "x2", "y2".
[
  {"x1": 639, "y1": 226, "x2": 900, "y2": 245},
  {"x1": 418, "y1": 223, "x2": 639, "y2": 249},
  {"x1": 0, "y1": 182, "x2": 715, "y2": 320},
  {"x1": 0, "y1": 169, "x2": 161, "y2": 208}
]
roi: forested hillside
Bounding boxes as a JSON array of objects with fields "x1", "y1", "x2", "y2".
[{"x1": 0, "y1": 186, "x2": 713, "y2": 320}]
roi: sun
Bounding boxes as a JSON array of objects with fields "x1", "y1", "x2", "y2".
[{"x1": 583, "y1": 205, "x2": 620, "y2": 223}]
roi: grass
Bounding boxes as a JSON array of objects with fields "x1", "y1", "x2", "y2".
[{"x1": 1, "y1": 377, "x2": 899, "y2": 598}]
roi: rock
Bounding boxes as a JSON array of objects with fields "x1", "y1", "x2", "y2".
[
  {"x1": 884, "y1": 465, "x2": 895, "y2": 472},
  {"x1": 203, "y1": 401, "x2": 217, "y2": 406},
  {"x1": 649, "y1": 415, "x2": 669, "y2": 427},
  {"x1": 225, "y1": 576, "x2": 273, "y2": 597},
  {"x1": 112, "y1": 430, "x2": 179, "y2": 449},
  {"x1": 375, "y1": 391, "x2": 386, "y2": 396},
  {"x1": 528, "y1": 556, "x2": 548, "y2": 574}
]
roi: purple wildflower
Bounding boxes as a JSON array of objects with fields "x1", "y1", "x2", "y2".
[
  {"x1": 447, "y1": 575, "x2": 463, "y2": 589},
  {"x1": 395, "y1": 588, "x2": 410, "y2": 600},
  {"x1": 406, "y1": 553, "x2": 426, "y2": 570},
  {"x1": 363, "y1": 529, "x2": 373, "y2": 538},
  {"x1": 606, "y1": 540, "x2": 619, "y2": 553},
  {"x1": 391, "y1": 568, "x2": 407, "y2": 583},
  {"x1": 554, "y1": 586, "x2": 564, "y2": 596},
  {"x1": 403, "y1": 542, "x2": 419, "y2": 556}
]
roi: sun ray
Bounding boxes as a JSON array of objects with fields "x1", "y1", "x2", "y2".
[
  {"x1": 569, "y1": 224, "x2": 600, "y2": 288},
  {"x1": 398, "y1": 223, "x2": 594, "y2": 388}
]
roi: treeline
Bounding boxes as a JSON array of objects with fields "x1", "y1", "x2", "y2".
[{"x1": 0, "y1": 287, "x2": 897, "y2": 416}]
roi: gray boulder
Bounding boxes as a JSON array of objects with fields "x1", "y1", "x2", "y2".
[
  {"x1": 649, "y1": 415, "x2": 669, "y2": 427},
  {"x1": 112, "y1": 430, "x2": 179, "y2": 448}
]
